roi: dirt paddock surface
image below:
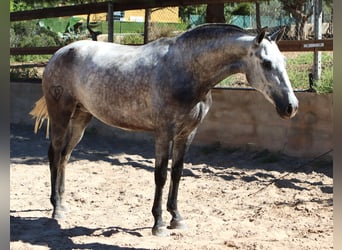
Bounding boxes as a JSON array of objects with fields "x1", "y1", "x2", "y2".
[{"x1": 10, "y1": 124, "x2": 333, "y2": 250}]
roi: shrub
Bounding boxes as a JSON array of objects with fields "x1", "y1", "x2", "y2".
[
  {"x1": 11, "y1": 21, "x2": 63, "y2": 62},
  {"x1": 122, "y1": 34, "x2": 144, "y2": 45},
  {"x1": 10, "y1": 66, "x2": 39, "y2": 80}
]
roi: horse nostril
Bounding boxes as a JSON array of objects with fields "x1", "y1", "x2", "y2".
[
  {"x1": 286, "y1": 104, "x2": 293, "y2": 115},
  {"x1": 286, "y1": 103, "x2": 298, "y2": 117}
]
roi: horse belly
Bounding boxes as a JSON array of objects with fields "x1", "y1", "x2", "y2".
[
  {"x1": 83, "y1": 99, "x2": 155, "y2": 132},
  {"x1": 98, "y1": 112, "x2": 154, "y2": 132}
]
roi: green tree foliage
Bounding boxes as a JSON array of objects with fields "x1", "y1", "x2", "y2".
[
  {"x1": 179, "y1": 5, "x2": 206, "y2": 23},
  {"x1": 179, "y1": 3, "x2": 256, "y2": 25},
  {"x1": 11, "y1": 0, "x2": 106, "y2": 11},
  {"x1": 11, "y1": 21, "x2": 61, "y2": 47},
  {"x1": 231, "y1": 3, "x2": 252, "y2": 16},
  {"x1": 11, "y1": 20, "x2": 63, "y2": 62},
  {"x1": 324, "y1": 0, "x2": 333, "y2": 7},
  {"x1": 279, "y1": 0, "x2": 333, "y2": 39}
]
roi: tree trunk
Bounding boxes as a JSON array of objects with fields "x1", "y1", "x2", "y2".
[
  {"x1": 206, "y1": 3, "x2": 225, "y2": 23},
  {"x1": 282, "y1": 0, "x2": 313, "y2": 40},
  {"x1": 255, "y1": 2, "x2": 261, "y2": 31}
]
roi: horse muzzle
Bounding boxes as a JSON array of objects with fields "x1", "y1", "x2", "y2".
[
  {"x1": 276, "y1": 102, "x2": 298, "y2": 119},
  {"x1": 272, "y1": 90, "x2": 299, "y2": 119}
]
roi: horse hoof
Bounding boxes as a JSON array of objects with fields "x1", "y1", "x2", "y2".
[
  {"x1": 60, "y1": 204, "x2": 69, "y2": 212},
  {"x1": 169, "y1": 219, "x2": 188, "y2": 230},
  {"x1": 52, "y1": 210, "x2": 65, "y2": 220},
  {"x1": 152, "y1": 226, "x2": 170, "y2": 237}
]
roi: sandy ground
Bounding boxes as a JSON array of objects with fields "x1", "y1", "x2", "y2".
[{"x1": 10, "y1": 123, "x2": 333, "y2": 250}]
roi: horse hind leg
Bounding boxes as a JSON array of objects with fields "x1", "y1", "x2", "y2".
[{"x1": 48, "y1": 103, "x2": 92, "y2": 219}]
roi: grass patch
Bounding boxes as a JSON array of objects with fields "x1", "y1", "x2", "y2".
[
  {"x1": 121, "y1": 34, "x2": 144, "y2": 45},
  {"x1": 286, "y1": 52, "x2": 333, "y2": 93},
  {"x1": 97, "y1": 21, "x2": 187, "y2": 36}
]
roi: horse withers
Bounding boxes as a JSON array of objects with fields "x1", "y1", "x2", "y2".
[{"x1": 30, "y1": 24, "x2": 298, "y2": 237}]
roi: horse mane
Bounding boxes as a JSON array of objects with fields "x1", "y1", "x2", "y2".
[
  {"x1": 178, "y1": 23, "x2": 249, "y2": 41},
  {"x1": 190, "y1": 23, "x2": 246, "y2": 33}
]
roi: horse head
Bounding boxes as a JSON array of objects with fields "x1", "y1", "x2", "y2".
[{"x1": 245, "y1": 27, "x2": 298, "y2": 119}]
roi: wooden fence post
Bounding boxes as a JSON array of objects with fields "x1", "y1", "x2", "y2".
[
  {"x1": 313, "y1": 0, "x2": 322, "y2": 80},
  {"x1": 144, "y1": 8, "x2": 151, "y2": 44},
  {"x1": 107, "y1": 2, "x2": 114, "y2": 43}
]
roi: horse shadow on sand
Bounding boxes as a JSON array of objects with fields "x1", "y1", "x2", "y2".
[
  {"x1": 10, "y1": 123, "x2": 332, "y2": 194},
  {"x1": 10, "y1": 213, "x2": 149, "y2": 250}
]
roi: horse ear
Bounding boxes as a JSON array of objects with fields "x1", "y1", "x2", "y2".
[
  {"x1": 254, "y1": 26, "x2": 268, "y2": 46},
  {"x1": 269, "y1": 26, "x2": 286, "y2": 43}
]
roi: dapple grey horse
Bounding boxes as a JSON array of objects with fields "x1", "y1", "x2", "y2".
[{"x1": 30, "y1": 24, "x2": 298, "y2": 236}]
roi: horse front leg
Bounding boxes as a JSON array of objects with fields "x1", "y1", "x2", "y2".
[
  {"x1": 151, "y1": 135, "x2": 171, "y2": 236},
  {"x1": 167, "y1": 130, "x2": 197, "y2": 230}
]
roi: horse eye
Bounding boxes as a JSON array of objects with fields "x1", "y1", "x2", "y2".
[{"x1": 262, "y1": 60, "x2": 272, "y2": 70}]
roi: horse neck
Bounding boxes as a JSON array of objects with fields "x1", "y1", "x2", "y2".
[{"x1": 177, "y1": 32, "x2": 253, "y2": 89}]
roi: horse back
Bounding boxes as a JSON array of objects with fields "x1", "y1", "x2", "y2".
[
  {"x1": 42, "y1": 39, "x2": 211, "y2": 133},
  {"x1": 42, "y1": 40, "x2": 175, "y2": 131}
]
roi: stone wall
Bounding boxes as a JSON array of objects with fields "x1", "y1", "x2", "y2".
[{"x1": 194, "y1": 89, "x2": 333, "y2": 157}]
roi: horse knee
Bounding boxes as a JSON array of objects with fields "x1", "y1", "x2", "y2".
[
  {"x1": 171, "y1": 165, "x2": 183, "y2": 181},
  {"x1": 155, "y1": 172, "x2": 167, "y2": 187}
]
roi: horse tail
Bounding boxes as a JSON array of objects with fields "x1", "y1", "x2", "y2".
[{"x1": 29, "y1": 96, "x2": 50, "y2": 138}]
